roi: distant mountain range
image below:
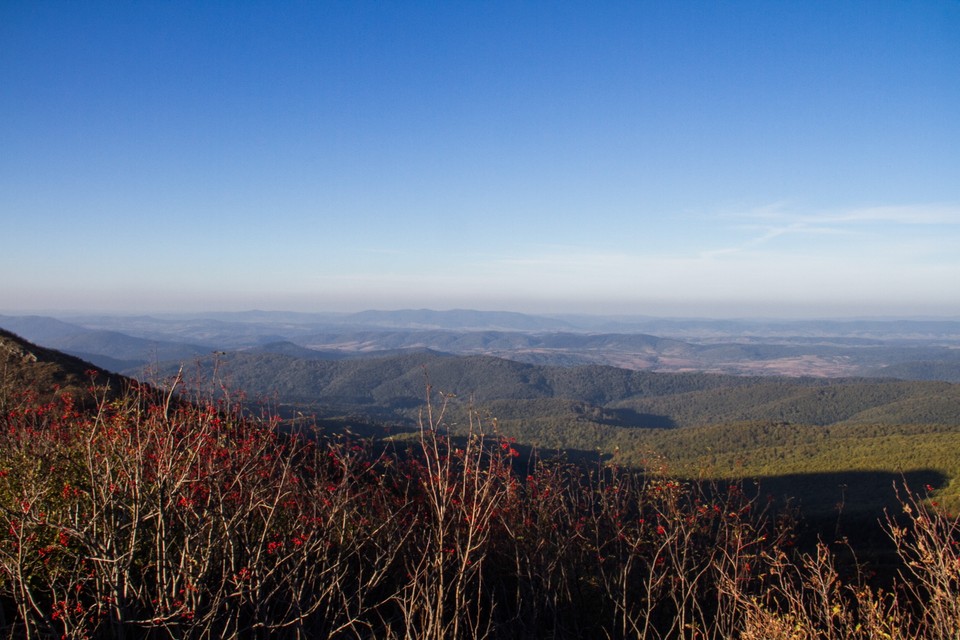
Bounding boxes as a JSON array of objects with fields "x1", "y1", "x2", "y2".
[
  {"x1": 36, "y1": 308, "x2": 960, "y2": 338},
  {"x1": 3, "y1": 310, "x2": 960, "y2": 381}
]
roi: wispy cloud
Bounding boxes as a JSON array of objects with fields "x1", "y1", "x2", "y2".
[
  {"x1": 737, "y1": 202, "x2": 960, "y2": 227},
  {"x1": 705, "y1": 202, "x2": 960, "y2": 259},
  {"x1": 699, "y1": 222, "x2": 849, "y2": 260}
]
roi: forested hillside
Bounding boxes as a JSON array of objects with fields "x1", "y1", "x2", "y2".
[
  {"x1": 145, "y1": 349, "x2": 960, "y2": 429},
  {"x1": 2, "y1": 329, "x2": 959, "y2": 639},
  {"x1": 6, "y1": 324, "x2": 960, "y2": 512}
]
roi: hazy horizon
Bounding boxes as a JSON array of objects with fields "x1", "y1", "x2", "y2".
[
  {"x1": 3, "y1": 3, "x2": 958, "y2": 318},
  {"x1": 3, "y1": 305, "x2": 960, "y2": 325}
]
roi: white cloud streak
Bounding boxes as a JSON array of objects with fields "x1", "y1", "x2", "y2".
[{"x1": 704, "y1": 202, "x2": 960, "y2": 258}]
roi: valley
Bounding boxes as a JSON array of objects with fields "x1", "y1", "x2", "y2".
[
  {"x1": 3, "y1": 309, "x2": 960, "y2": 514},
  {"x1": 3, "y1": 309, "x2": 960, "y2": 380}
]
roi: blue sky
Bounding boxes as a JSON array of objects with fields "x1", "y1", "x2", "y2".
[{"x1": 2, "y1": 1, "x2": 958, "y2": 318}]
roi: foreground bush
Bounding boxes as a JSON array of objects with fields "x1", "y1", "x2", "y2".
[{"x1": 0, "y1": 382, "x2": 957, "y2": 639}]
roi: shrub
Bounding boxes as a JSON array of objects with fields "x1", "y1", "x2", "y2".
[{"x1": 0, "y1": 381, "x2": 957, "y2": 639}]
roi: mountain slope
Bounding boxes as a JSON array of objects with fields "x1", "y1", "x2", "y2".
[
  {"x1": 0, "y1": 315, "x2": 209, "y2": 370},
  {"x1": 0, "y1": 328, "x2": 123, "y2": 407},
  {"x1": 141, "y1": 349, "x2": 960, "y2": 430}
]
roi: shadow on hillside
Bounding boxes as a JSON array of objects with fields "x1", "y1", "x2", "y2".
[
  {"x1": 499, "y1": 453, "x2": 947, "y2": 523},
  {"x1": 283, "y1": 417, "x2": 420, "y2": 440},
  {"x1": 736, "y1": 468, "x2": 949, "y2": 563},
  {"x1": 291, "y1": 422, "x2": 946, "y2": 526},
  {"x1": 743, "y1": 468, "x2": 946, "y2": 519},
  {"x1": 278, "y1": 409, "x2": 947, "y2": 543},
  {"x1": 732, "y1": 469, "x2": 952, "y2": 587},
  {"x1": 505, "y1": 459, "x2": 949, "y2": 553},
  {"x1": 278, "y1": 416, "x2": 946, "y2": 574},
  {"x1": 603, "y1": 407, "x2": 677, "y2": 428},
  {"x1": 281, "y1": 413, "x2": 947, "y2": 523}
]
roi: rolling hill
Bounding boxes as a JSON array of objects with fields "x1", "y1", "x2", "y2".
[
  {"x1": 5, "y1": 322, "x2": 960, "y2": 513},
  {"x1": 139, "y1": 349, "x2": 960, "y2": 432}
]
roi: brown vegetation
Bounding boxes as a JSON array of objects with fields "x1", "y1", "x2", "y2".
[{"x1": 0, "y1": 375, "x2": 958, "y2": 639}]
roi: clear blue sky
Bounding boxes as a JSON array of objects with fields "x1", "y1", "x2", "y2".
[{"x1": 2, "y1": 1, "x2": 958, "y2": 318}]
